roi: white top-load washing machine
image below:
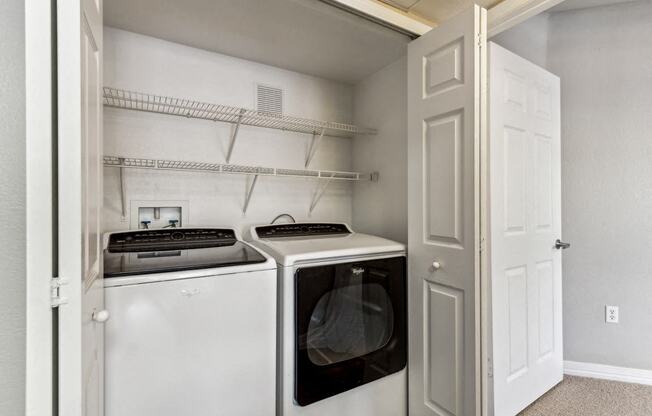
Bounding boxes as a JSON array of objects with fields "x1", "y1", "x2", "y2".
[
  {"x1": 248, "y1": 223, "x2": 407, "y2": 416},
  {"x1": 103, "y1": 227, "x2": 277, "y2": 416}
]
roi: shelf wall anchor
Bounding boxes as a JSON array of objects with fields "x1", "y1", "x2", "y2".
[
  {"x1": 119, "y1": 158, "x2": 127, "y2": 219},
  {"x1": 305, "y1": 128, "x2": 326, "y2": 168},
  {"x1": 226, "y1": 108, "x2": 245, "y2": 163},
  {"x1": 309, "y1": 173, "x2": 335, "y2": 215},
  {"x1": 243, "y1": 171, "x2": 260, "y2": 214}
]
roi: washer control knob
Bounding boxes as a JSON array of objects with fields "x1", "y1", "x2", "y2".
[
  {"x1": 92, "y1": 310, "x2": 110, "y2": 323},
  {"x1": 432, "y1": 261, "x2": 442, "y2": 270}
]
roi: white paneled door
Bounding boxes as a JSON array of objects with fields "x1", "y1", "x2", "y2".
[
  {"x1": 58, "y1": 0, "x2": 105, "y2": 415},
  {"x1": 489, "y1": 43, "x2": 563, "y2": 416},
  {"x1": 407, "y1": 5, "x2": 486, "y2": 416}
]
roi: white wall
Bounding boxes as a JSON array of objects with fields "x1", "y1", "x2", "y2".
[
  {"x1": 547, "y1": 0, "x2": 652, "y2": 370},
  {"x1": 352, "y1": 58, "x2": 408, "y2": 243},
  {"x1": 0, "y1": 0, "x2": 26, "y2": 413},
  {"x1": 103, "y1": 28, "x2": 356, "y2": 234}
]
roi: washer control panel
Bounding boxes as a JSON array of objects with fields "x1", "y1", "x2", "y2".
[
  {"x1": 108, "y1": 228, "x2": 237, "y2": 252},
  {"x1": 255, "y1": 223, "x2": 351, "y2": 238}
]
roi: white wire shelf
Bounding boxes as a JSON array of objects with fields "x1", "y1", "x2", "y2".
[
  {"x1": 103, "y1": 87, "x2": 377, "y2": 139},
  {"x1": 103, "y1": 156, "x2": 372, "y2": 181}
]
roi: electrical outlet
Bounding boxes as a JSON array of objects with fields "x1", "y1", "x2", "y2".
[{"x1": 605, "y1": 305, "x2": 619, "y2": 324}]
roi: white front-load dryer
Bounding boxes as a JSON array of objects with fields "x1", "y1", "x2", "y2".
[{"x1": 248, "y1": 223, "x2": 407, "y2": 416}]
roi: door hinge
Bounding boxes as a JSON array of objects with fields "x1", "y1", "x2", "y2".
[
  {"x1": 477, "y1": 32, "x2": 485, "y2": 47},
  {"x1": 487, "y1": 357, "x2": 494, "y2": 378},
  {"x1": 50, "y1": 277, "x2": 69, "y2": 308}
]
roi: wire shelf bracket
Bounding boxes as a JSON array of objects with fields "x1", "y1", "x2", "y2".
[
  {"x1": 305, "y1": 127, "x2": 326, "y2": 168},
  {"x1": 243, "y1": 173, "x2": 260, "y2": 214},
  {"x1": 226, "y1": 108, "x2": 245, "y2": 163},
  {"x1": 309, "y1": 173, "x2": 335, "y2": 215},
  {"x1": 119, "y1": 158, "x2": 127, "y2": 219}
]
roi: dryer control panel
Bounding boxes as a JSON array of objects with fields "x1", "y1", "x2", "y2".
[{"x1": 255, "y1": 223, "x2": 351, "y2": 238}]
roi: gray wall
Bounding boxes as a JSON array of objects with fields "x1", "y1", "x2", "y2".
[
  {"x1": 494, "y1": 0, "x2": 652, "y2": 370},
  {"x1": 0, "y1": 0, "x2": 26, "y2": 414},
  {"x1": 352, "y1": 57, "x2": 408, "y2": 244},
  {"x1": 548, "y1": 0, "x2": 652, "y2": 370},
  {"x1": 492, "y1": 12, "x2": 550, "y2": 69}
]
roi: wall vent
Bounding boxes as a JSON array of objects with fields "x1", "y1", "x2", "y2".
[{"x1": 256, "y1": 84, "x2": 283, "y2": 115}]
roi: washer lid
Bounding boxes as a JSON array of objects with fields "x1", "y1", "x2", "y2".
[
  {"x1": 104, "y1": 228, "x2": 269, "y2": 278},
  {"x1": 248, "y1": 223, "x2": 405, "y2": 266}
]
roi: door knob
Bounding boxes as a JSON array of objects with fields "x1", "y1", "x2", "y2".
[
  {"x1": 92, "y1": 310, "x2": 110, "y2": 323},
  {"x1": 432, "y1": 261, "x2": 442, "y2": 270},
  {"x1": 554, "y1": 239, "x2": 571, "y2": 250}
]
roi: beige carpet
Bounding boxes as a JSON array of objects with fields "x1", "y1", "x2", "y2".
[{"x1": 519, "y1": 376, "x2": 652, "y2": 416}]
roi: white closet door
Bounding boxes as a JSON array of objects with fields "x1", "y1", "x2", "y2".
[
  {"x1": 58, "y1": 0, "x2": 105, "y2": 415},
  {"x1": 489, "y1": 42, "x2": 563, "y2": 416},
  {"x1": 407, "y1": 5, "x2": 486, "y2": 416}
]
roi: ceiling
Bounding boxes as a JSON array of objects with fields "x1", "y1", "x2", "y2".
[
  {"x1": 377, "y1": 0, "x2": 503, "y2": 24},
  {"x1": 105, "y1": 0, "x2": 639, "y2": 83},
  {"x1": 549, "y1": 0, "x2": 640, "y2": 12},
  {"x1": 104, "y1": 0, "x2": 412, "y2": 84},
  {"x1": 377, "y1": 0, "x2": 641, "y2": 25}
]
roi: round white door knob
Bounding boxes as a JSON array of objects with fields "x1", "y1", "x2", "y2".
[
  {"x1": 432, "y1": 261, "x2": 442, "y2": 270},
  {"x1": 92, "y1": 310, "x2": 110, "y2": 323}
]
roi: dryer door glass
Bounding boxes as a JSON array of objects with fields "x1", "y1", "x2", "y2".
[
  {"x1": 307, "y1": 278, "x2": 393, "y2": 366},
  {"x1": 295, "y1": 256, "x2": 406, "y2": 406}
]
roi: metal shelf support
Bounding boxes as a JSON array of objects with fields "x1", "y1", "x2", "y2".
[
  {"x1": 119, "y1": 158, "x2": 127, "y2": 219},
  {"x1": 226, "y1": 108, "x2": 245, "y2": 163},
  {"x1": 243, "y1": 172, "x2": 260, "y2": 214},
  {"x1": 309, "y1": 173, "x2": 335, "y2": 215},
  {"x1": 305, "y1": 128, "x2": 326, "y2": 168}
]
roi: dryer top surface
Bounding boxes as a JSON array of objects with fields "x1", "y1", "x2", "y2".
[{"x1": 248, "y1": 223, "x2": 405, "y2": 266}]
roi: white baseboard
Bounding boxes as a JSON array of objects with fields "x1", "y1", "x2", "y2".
[{"x1": 564, "y1": 360, "x2": 652, "y2": 386}]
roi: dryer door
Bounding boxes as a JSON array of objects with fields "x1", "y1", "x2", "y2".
[{"x1": 295, "y1": 256, "x2": 406, "y2": 406}]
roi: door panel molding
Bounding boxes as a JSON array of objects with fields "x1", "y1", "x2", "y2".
[
  {"x1": 423, "y1": 110, "x2": 465, "y2": 248},
  {"x1": 424, "y1": 281, "x2": 464, "y2": 416},
  {"x1": 423, "y1": 38, "x2": 465, "y2": 98}
]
